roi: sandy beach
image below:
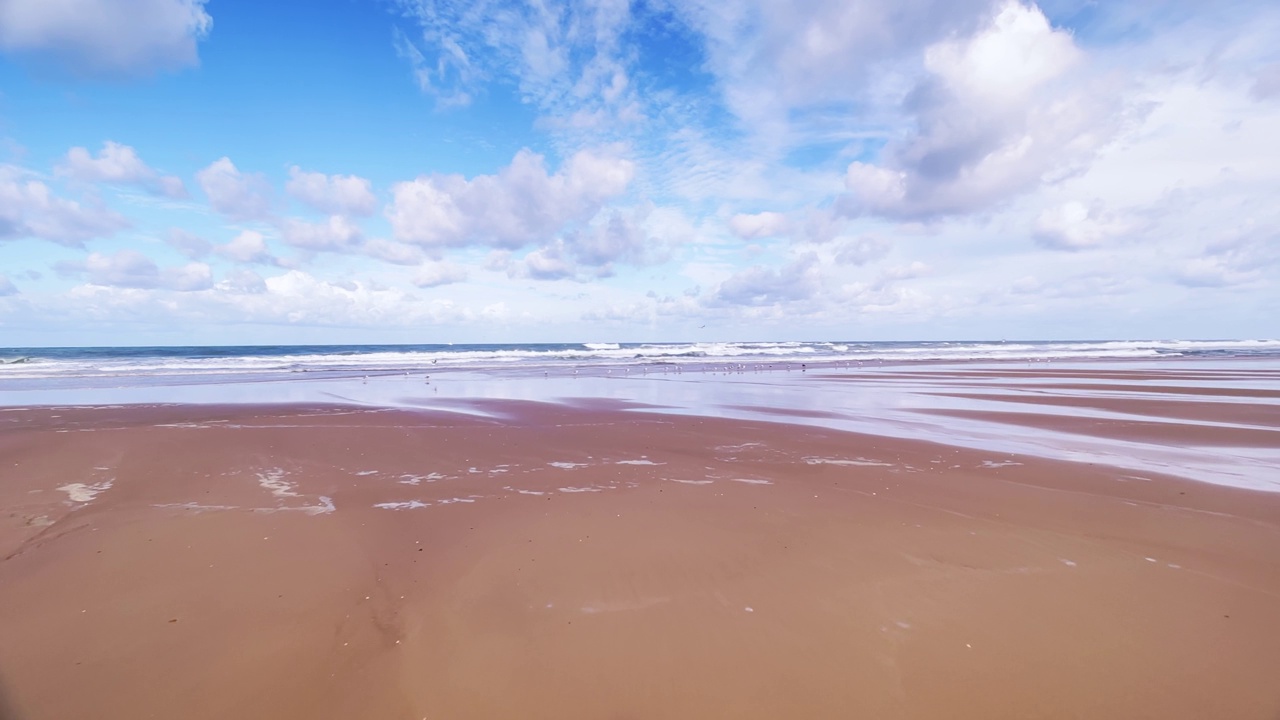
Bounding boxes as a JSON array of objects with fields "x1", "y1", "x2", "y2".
[{"x1": 2, "y1": 364, "x2": 1279, "y2": 719}]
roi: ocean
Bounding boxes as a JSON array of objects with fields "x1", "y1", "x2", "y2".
[{"x1": 4, "y1": 339, "x2": 1279, "y2": 387}]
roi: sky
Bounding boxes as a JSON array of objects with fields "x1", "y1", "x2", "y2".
[{"x1": 0, "y1": 0, "x2": 1277, "y2": 346}]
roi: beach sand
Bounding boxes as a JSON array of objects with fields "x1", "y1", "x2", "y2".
[{"x1": 2, "y1": 370, "x2": 1279, "y2": 719}]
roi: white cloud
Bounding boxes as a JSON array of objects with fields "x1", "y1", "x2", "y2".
[
  {"x1": 56, "y1": 141, "x2": 187, "y2": 198},
  {"x1": 244, "y1": 270, "x2": 471, "y2": 326},
  {"x1": 0, "y1": 165, "x2": 129, "y2": 246},
  {"x1": 1033, "y1": 201, "x2": 1130, "y2": 250},
  {"x1": 674, "y1": 0, "x2": 990, "y2": 148},
  {"x1": 363, "y1": 238, "x2": 425, "y2": 266},
  {"x1": 392, "y1": 25, "x2": 474, "y2": 108},
  {"x1": 511, "y1": 242, "x2": 576, "y2": 281},
  {"x1": 166, "y1": 228, "x2": 210, "y2": 258},
  {"x1": 285, "y1": 167, "x2": 376, "y2": 217},
  {"x1": 391, "y1": 0, "x2": 639, "y2": 128},
  {"x1": 162, "y1": 261, "x2": 214, "y2": 291},
  {"x1": 278, "y1": 215, "x2": 363, "y2": 252},
  {"x1": 498, "y1": 205, "x2": 673, "y2": 281},
  {"x1": 0, "y1": 0, "x2": 211, "y2": 76},
  {"x1": 64, "y1": 249, "x2": 211, "y2": 290},
  {"x1": 1250, "y1": 62, "x2": 1280, "y2": 100},
  {"x1": 563, "y1": 207, "x2": 668, "y2": 268},
  {"x1": 412, "y1": 260, "x2": 467, "y2": 288},
  {"x1": 1175, "y1": 229, "x2": 1277, "y2": 288},
  {"x1": 215, "y1": 267, "x2": 266, "y2": 294},
  {"x1": 386, "y1": 146, "x2": 634, "y2": 249},
  {"x1": 841, "y1": 1, "x2": 1123, "y2": 220},
  {"x1": 214, "y1": 230, "x2": 277, "y2": 265},
  {"x1": 709, "y1": 253, "x2": 822, "y2": 307},
  {"x1": 833, "y1": 235, "x2": 891, "y2": 265},
  {"x1": 0, "y1": 273, "x2": 16, "y2": 296},
  {"x1": 47, "y1": 269, "x2": 480, "y2": 331},
  {"x1": 728, "y1": 211, "x2": 789, "y2": 239},
  {"x1": 196, "y1": 157, "x2": 272, "y2": 221}
]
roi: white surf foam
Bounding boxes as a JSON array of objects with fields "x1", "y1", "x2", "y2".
[
  {"x1": 58, "y1": 480, "x2": 113, "y2": 503},
  {"x1": 374, "y1": 500, "x2": 431, "y2": 510},
  {"x1": 804, "y1": 457, "x2": 894, "y2": 467},
  {"x1": 256, "y1": 468, "x2": 298, "y2": 498}
]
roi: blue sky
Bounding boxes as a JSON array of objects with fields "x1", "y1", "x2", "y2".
[{"x1": 0, "y1": 0, "x2": 1277, "y2": 345}]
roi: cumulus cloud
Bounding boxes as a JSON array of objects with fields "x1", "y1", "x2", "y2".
[
  {"x1": 563, "y1": 207, "x2": 668, "y2": 268},
  {"x1": 214, "y1": 230, "x2": 277, "y2": 265},
  {"x1": 165, "y1": 228, "x2": 210, "y2": 258},
  {"x1": 278, "y1": 215, "x2": 363, "y2": 252},
  {"x1": 216, "y1": 267, "x2": 267, "y2": 294},
  {"x1": 412, "y1": 260, "x2": 467, "y2": 288},
  {"x1": 728, "y1": 211, "x2": 789, "y2": 239},
  {"x1": 0, "y1": 273, "x2": 16, "y2": 296},
  {"x1": 0, "y1": 166, "x2": 129, "y2": 246},
  {"x1": 363, "y1": 238, "x2": 425, "y2": 266},
  {"x1": 196, "y1": 157, "x2": 272, "y2": 221},
  {"x1": 841, "y1": 2, "x2": 1123, "y2": 220},
  {"x1": 285, "y1": 167, "x2": 376, "y2": 216},
  {"x1": 0, "y1": 0, "x2": 211, "y2": 76},
  {"x1": 56, "y1": 141, "x2": 187, "y2": 198},
  {"x1": 59, "y1": 249, "x2": 211, "y2": 290},
  {"x1": 510, "y1": 242, "x2": 576, "y2": 281},
  {"x1": 499, "y1": 206, "x2": 671, "y2": 281},
  {"x1": 386, "y1": 147, "x2": 634, "y2": 249},
  {"x1": 1175, "y1": 230, "x2": 1278, "y2": 288},
  {"x1": 240, "y1": 270, "x2": 472, "y2": 326},
  {"x1": 833, "y1": 235, "x2": 891, "y2": 265},
  {"x1": 709, "y1": 253, "x2": 821, "y2": 307},
  {"x1": 1033, "y1": 201, "x2": 1130, "y2": 250},
  {"x1": 673, "y1": 0, "x2": 991, "y2": 150}
]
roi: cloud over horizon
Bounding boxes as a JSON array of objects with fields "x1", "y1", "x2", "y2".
[{"x1": 0, "y1": 0, "x2": 1277, "y2": 344}]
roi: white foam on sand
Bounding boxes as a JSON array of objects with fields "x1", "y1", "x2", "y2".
[
  {"x1": 354, "y1": 470, "x2": 379, "y2": 476},
  {"x1": 728, "y1": 477, "x2": 772, "y2": 485},
  {"x1": 59, "y1": 480, "x2": 113, "y2": 504},
  {"x1": 300, "y1": 497, "x2": 336, "y2": 515},
  {"x1": 559, "y1": 486, "x2": 605, "y2": 493},
  {"x1": 398, "y1": 472, "x2": 446, "y2": 485},
  {"x1": 374, "y1": 500, "x2": 431, "y2": 510},
  {"x1": 155, "y1": 502, "x2": 238, "y2": 513},
  {"x1": 980, "y1": 460, "x2": 1023, "y2": 468},
  {"x1": 549, "y1": 461, "x2": 590, "y2": 469},
  {"x1": 257, "y1": 468, "x2": 298, "y2": 498},
  {"x1": 667, "y1": 479, "x2": 714, "y2": 485},
  {"x1": 804, "y1": 457, "x2": 894, "y2": 467},
  {"x1": 257, "y1": 496, "x2": 336, "y2": 515},
  {"x1": 615, "y1": 459, "x2": 663, "y2": 466}
]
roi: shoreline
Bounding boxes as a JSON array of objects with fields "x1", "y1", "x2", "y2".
[{"x1": 4, "y1": 357, "x2": 1278, "y2": 491}]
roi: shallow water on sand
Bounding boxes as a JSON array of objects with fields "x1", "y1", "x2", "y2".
[{"x1": 3, "y1": 357, "x2": 1278, "y2": 491}]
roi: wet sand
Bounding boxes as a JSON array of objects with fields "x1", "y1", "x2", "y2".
[{"x1": 2, "y1": 369, "x2": 1280, "y2": 719}]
